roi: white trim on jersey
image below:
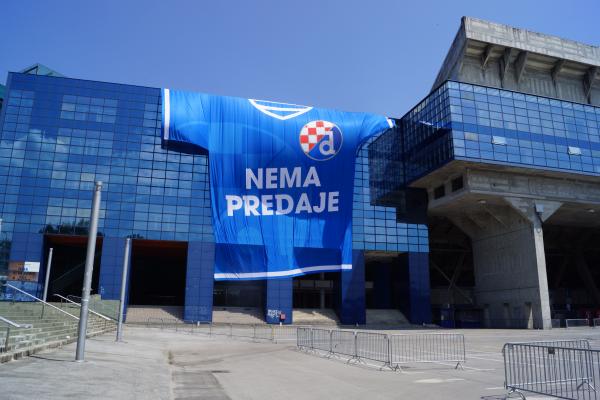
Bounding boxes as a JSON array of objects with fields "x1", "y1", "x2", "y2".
[
  {"x1": 214, "y1": 263, "x2": 352, "y2": 280},
  {"x1": 248, "y1": 99, "x2": 313, "y2": 120},
  {"x1": 163, "y1": 88, "x2": 170, "y2": 141}
]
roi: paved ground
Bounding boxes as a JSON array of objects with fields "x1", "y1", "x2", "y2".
[{"x1": 2, "y1": 326, "x2": 600, "y2": 399}]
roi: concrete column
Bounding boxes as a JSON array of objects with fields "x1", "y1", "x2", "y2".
[{"x1": 451, "y1": 199, "x2": 560, "y2": 329}]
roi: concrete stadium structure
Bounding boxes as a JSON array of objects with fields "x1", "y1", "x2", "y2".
[
  {"x1": 1, "y1": 17, "x2": 600, "y2": 329},
  {"x1": 372, "y1": 17, "x2": 600, "y2": 329}
]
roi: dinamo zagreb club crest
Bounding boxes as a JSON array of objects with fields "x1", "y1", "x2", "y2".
[{"x1": 299, "y1": 120, "x2": 343, "y2": 161}]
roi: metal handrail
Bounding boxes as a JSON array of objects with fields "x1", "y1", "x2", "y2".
[
  {"x1": 0, "y1": 315, "x2": 32, "y2": 329},
  {"x1": 2, "y1": 283, "x2": 79, "y2": 320},
  {"x1": 53, "y1": 294, "x2": 114, "y2": 321},
  {"x1": 66, "y1": 294, "x2": 82, "y2": 302},
  {"x1": 0, "y1": 314, "x2": 32, "y2": 353}
]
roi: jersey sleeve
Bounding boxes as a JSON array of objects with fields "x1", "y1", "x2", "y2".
[
  {"x1": 358, "y1": 114, "x2": 395, "y2": 146},
  {"x1": 162, "y1": 88, "x2": 215, "y2": 151}
]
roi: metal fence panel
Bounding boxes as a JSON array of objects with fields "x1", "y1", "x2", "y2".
[
  {"x1": 503, "y1": 342, "x2": 599, "y2": 399},
  {"x1": 552, "y1": 318, "x2": 563, "y2": 328},
  {"x1": 230, "y1": 324, "x2": 255, "y2": 338},
  {"x1": 254, "y1": 325, "x2": 274, "y2": 341},
  {"x1": 146, "y1": 317, "x2": 163, "y2": 327},
  {"x1": 356, "y1": 332, "x2": 389, "y2": 364},
  {"x1": 193, "y1": 323, "x2": 211, "y2": 336},
  {"x1": 594, "y1": 319, "x2": 600, "y2": 328},
  {"x1": 311, "y1": 328, "x2": 332, "y2": 353},
  {"x1": 297, "y1": 327, "x2": 312, "y2": 348},
  {"x1": 509, "y1": 339, "x2": 590, "y2": 350},
  {"x1": 389, "y1": 333, "x2": 465, "y2": 365},
  {"x1": 210, "y1": 324, "x2": 231, "y2": 336},
  {"x1": 331, "y1": 330, "x2": 356, "y2": 358},
  {"x1": 273, "y1": 325, "x2": 299, "y2": 343},
  {"x1": 566, "y1": 319, "x2": 590, "y2": 329}
]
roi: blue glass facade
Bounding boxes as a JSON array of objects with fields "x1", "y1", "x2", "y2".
[
  {"x1": 371, "y1": 81, "x2": 600, "y2": 197},
  {"x1": 0, "y1": 72, "x2": 430, "y2": 324}
]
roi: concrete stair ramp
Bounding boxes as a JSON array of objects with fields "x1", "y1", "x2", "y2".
[
  {"x1": 366, "y1": 309, "x2": 411, "y2": 327},
  {"x1": 293, "y1": 309, "x2": 339, "y2": 325},
  {"x1": 125, "y1": 305, "x2": 184, "y2": 323},
  {"x1": 212, "y1": 307, "x2": 264, "y2": 324}
]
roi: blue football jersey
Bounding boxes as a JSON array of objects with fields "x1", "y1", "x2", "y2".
[{"x1": 163, "y1": 89, "x2": 393, "y2": 279}]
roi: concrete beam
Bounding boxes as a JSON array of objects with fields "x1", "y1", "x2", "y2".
[
  {"x1": 430, "y1": 259, "x2": 473, "y2": 305},
  {"x1": 584, "y1": 66, "x2": 598, "y2": 102},
  {"x1": 503, "y1": 197, "x2": 562, "y2": 224},
  {"x1": 481, "y1": 204, "x2": 509, "y2": 229},
  {"x1": 465, "y1": 169, "x2": 600, "y2": 206},
  {"x1": 499, "y1": 47, "x2": 512, "y2": 86},
  {"x1": 514, "y1": 50, "x2": 529, "y2": 84},
  {"x1": 551, "y1": 59, "x2": 565, "y2": 84},
  {"x1": 447, "y1": 253, "x2": 470, "y2": 305},
  {"x1": 463, "y1": 17, "x2": 600, "y2": 67},
  {"x1": 481, "y1": 44, "x2": 496, "y2": 70}
]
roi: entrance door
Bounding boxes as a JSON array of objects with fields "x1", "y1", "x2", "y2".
[
  {"x1": 44, "y1": 234, "x2": 102, "y2": 298},
  {"x1": 128, "y1": 240, "x2": 187, "y2": 306}
]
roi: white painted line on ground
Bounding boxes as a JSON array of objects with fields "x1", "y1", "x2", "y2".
[
  {"x1": 414, "y1": 378, "x2": 465, "y2": 384},
  {"x1": 465, "y1": 355, "x2": 504, "y2": 363},
  {"x1": 436, "y1": 362, "x2": 496, "y2": 371}
]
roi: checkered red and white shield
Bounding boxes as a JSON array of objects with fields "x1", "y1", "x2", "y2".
[{"x1": 299, "y1": 120, "x2": 343, "y2": 161}]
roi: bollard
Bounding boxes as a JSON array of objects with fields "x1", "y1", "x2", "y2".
[
  {"x1": 42, "y1": 248, "x2": 53, "y2": 302},
  {"x1": 75, "y1": 181, "x2": 102, "y2": 362},
  {"x1": 116, "y1": 238, "x2": 131, "y2": 342}
]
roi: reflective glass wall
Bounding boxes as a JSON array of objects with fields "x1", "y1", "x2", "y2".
[
  {"x1": 370, "y1": 81, "x2": 600, "y2": 203},
  {"x1": 0, "y1": 73, "x2": 419, "y2": 277}
]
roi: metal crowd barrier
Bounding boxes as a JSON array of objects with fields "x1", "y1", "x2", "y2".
[
  {"x1": 511, "y1": 339, "x2": 591, "y2": 350},
  {"x1": 356, "y1": 331, "x2": 389, "y2": 365},
  {"x1": 503, "y1": 340, "x2": 598, "y2": 399},
  {"x1": 144, "y1": 318, "x2": 308, "y2": 344},
  {"x1": 594, "y1": 318, "x2": 600, "y2": 328},
  {"x1": 552, "y1": 318, "x2": 564, "y2": 328},
  {"x1": 566, "y1": 319, "x2": 591, "y2": 329},
  {"x1": 390, "y1": 333, "x2": 465, "y2": 368},
  {"x1": 296, "y1": 327, "x2": 466, "y2": 369}
]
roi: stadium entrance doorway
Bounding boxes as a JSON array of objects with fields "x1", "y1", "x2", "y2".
[
  {"x1": 128, "y1": 240, "x2": 187, "y2": 306},
  {"x1": 293, "y1": 272, "x2": 337, "y2": 309},
  {"x1": 43, "y1": 234, "x2": 102, "y2": 299}
]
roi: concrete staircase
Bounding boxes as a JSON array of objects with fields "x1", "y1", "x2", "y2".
[
  {"x1": 0, "y1": 301, "x2": 116, "y2": 363},
  {"x1": 125, "y1": 305, "x2": 184, "y2": 323},
  {"x1": 293, "y1": 308, "x2": 339, "y2": 325},
  {"x1": 366, "y1": 309, "x2": 411, "y2": 327},
  {"x1": 212, "y1": 307, "x2": 264, "y2": 324}
]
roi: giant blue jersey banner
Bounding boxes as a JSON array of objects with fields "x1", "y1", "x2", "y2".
[{"x1": 162, "y1": 89, "x2": 393, "y2": 280}]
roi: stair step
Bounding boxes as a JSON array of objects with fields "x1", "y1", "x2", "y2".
[{"x1": 1, "y1": 298, "x2": 116, "y2": 361}]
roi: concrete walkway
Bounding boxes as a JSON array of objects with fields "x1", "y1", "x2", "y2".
[{"x1": 3, "y1": 326, "x2": 600, "y2": 399}]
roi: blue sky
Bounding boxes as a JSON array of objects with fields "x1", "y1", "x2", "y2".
[{"x1": 1, "y1": 0, "x2": 599, "y2": 118}]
